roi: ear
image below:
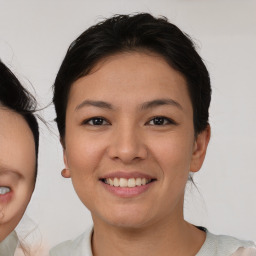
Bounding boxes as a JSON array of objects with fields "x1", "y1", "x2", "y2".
[
  {"x1": 190, "y1": 125, "x2": 211, "y2": 173},
  {"x1": 61, "y1": 138, "x2": 71, "y2": 179}
]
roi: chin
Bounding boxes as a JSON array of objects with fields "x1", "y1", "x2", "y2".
[{"x1": 97, "y1": 206, "x2": 154, "y2": 229}]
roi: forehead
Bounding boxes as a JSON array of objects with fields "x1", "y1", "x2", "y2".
[
  {"x1": 0, "y1": 107, "x2": 36, "y2": 174},
  {"x1": 68, "y1": 52, "x2": 192, "y2": 111}
]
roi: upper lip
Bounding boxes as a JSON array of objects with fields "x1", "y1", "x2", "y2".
[
  {"x1": 0, "y1": 184, "x2": 12, "y2": 189},
  {"x1": 99, "y1": 171, "x2": 156, "y2": 180}
]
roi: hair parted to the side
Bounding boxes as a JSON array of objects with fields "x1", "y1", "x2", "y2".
[
  {"x1": 0, "y1": 60, "x2": 39, "y2": 176},
  {"x1": 53, "y1": 13, "x2": 211, "y2": 139}
]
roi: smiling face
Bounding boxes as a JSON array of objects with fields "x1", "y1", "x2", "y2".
[
  {"x1": 63, "y1": 52, "x2": 210, "y2": 229},
  {"x1": 0, "y1": 107, "x2": 36, "y2": 241}
]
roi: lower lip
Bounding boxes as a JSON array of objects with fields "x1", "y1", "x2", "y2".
[
  {"x1": 101, "y1": 181, "x2": 155, "y2": 198},
  {"x1": 0, "y1": 191, "x2": 13, "y2": 204}
]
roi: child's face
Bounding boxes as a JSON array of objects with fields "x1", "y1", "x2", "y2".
[
  {"x1": 0, "y1": 108, "x2": 36, "y2": 241},
  {"x1": 63, "y1": 52, "x2": 209, "y2": 229}
]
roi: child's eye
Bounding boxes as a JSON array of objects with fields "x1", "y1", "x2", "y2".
[
  {"x1": 82, "y1": 117, "x2": 110, "y2": 126},
  {"x1": 147, "y1": 116, "x2": 176, "y2": 126}
]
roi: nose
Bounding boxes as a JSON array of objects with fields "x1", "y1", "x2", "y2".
[{"x1": 107, "y1": 124, "x2": 148, "y2": 164}]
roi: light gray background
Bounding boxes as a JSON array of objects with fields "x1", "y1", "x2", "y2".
[{"x1": 0, "y1": 0, "x2": 255, "y2": 250}]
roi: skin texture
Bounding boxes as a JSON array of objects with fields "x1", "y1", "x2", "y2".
[
  {"x1": 0, "y1": 107, "x2": 36, "y2": 242},
  {"x1": 62, "y1": 52, "x2": 210, "y2": 256}
]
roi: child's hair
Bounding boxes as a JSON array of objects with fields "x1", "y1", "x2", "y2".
[{"x1": 0, "y1": 59, "x2": 39, "y2": 176}]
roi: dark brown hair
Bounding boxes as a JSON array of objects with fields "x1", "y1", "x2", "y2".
[{"x1": 53, "y1": 13, "x2": 211, "y2": 138}]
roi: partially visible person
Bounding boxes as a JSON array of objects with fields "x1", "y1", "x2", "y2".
[
  {"x1": 0, "y1": 60, "x2": 39, "y2": 255},
  {"x1": 50, "y1": 13, "x2": 256, "y2": 256}
]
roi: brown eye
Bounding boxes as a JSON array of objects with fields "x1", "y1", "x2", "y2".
[
  {"x1": 147, "y1": 117, "x2": 176, "y2": 126},
  {"x1": 83, "y1": 117, "x2": 109, "y2": 126}
]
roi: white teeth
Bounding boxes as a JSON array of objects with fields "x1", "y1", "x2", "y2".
[
  {"x1": 0, "y1": 187, "x2": 11, "y2": 195},
  {"x1": 114, "y1": 178, "x2": 119, "y2": 187},
  {"x1": 128, "y1": 178, "x2": 136, "y2": 188},
  {"x1": 105, "y1": 178, "x2": 152, "y2": 187},
  {"x1": 135, "y1": 178, "x2": 142, "y2": 186},
  {"x1": 119, "y1": 178, "x2": 128, "y2": 187},
  {"x1": 109, "y1": 178, "x2": 114, "y2": 186}
]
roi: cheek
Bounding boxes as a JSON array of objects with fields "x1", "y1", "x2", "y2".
[
  {"x1": 146, "y1": 135, "x2": 194, "y2": 214},
  {"x1": 150, "y1": 133, "x2": 194, "y2": 174},
  {"x1": 14, "y1": 182, "x2": 34, "y2": 213},
  {"x1": 65, "y1": 137, "x2": 99, "y2": 209},
  {"x1": 65, "y1": 134, "x2": 105, "y2": 178}
]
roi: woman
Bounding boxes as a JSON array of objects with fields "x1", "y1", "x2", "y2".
[
  {"x1": 50, "y1": 13, "x2": 256, "y2": 256},
  {"x1": 0, "y1": 60, "x2": 39, "y2": 255}
]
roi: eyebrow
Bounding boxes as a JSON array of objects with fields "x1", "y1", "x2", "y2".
[
  {"x1": 140, "y1": 98, "x2": 183, "y2": 111},
  {"x1": 75, "y1": 100, "x2": 113, "y2": 111},
  {"x1": 75, "y1": 98, "x2": 183, "y2": 111}
]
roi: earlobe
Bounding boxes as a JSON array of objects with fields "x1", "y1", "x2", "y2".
[
  {"x1": 190, "y1": 125, "x2": 211, "y2": 173},
  {"x1": 61, "y1": 168, "x2": 71, "y2": 178}
]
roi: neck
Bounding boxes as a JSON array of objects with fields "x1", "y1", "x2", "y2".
[{"x1": 92, "y1": 213, "x2": 206, "y2": 256}]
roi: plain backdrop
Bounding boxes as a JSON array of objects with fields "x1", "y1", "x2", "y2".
[{"x1": 0, "y1": 0, "x2": 255, "y2": 250}]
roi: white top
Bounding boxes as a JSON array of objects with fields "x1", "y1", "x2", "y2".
[
  {"x1": 50, "y1": 228, "x2": 256, "y2": 256},
  {"x1": 0, "y1": 231, "x2": 18, "y2": 256},
  {"x1": 0, "y1": 228, "x2": 49, "y2": 256}
]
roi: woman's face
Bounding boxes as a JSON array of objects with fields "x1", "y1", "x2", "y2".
[
  {"x1": 0, "y1": 108, "x2": 36, "y2": 241},
  {"x1": 64, "y1": 52, "x2": 209, "y2": 228}
]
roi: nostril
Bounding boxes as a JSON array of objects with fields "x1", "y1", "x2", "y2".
[{"x1": 107, "y1": 144, "x2": 148, "y2": 163}]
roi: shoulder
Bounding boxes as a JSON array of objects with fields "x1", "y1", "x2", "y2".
[
  {"x1": 50, "y1": 228, "x2": 93, "y2": 256},
  {"x1": 232, "y1": 247, "x2": 256, "y2": 256},
  {"x1": 197, "y1": 230, "x2": 256, "y2": 256}
]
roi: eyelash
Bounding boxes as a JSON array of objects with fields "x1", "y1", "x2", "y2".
[
  {"x1": 82, "y1": 117, "x2": 110, "y2": 126},
  {"x1": 82, "y1": 116, "x2": 177, "y2": 126},
  {"x1": 146, "y1": 116, "x2": 177, "y2": 126}
]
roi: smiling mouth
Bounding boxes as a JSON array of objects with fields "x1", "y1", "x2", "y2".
[
  {"x1": 0, "y1": 187, "x2": 11, "y2": 195},
  {"x1": 100, "y1": 178, "x2": 156, "y2": 188}
]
